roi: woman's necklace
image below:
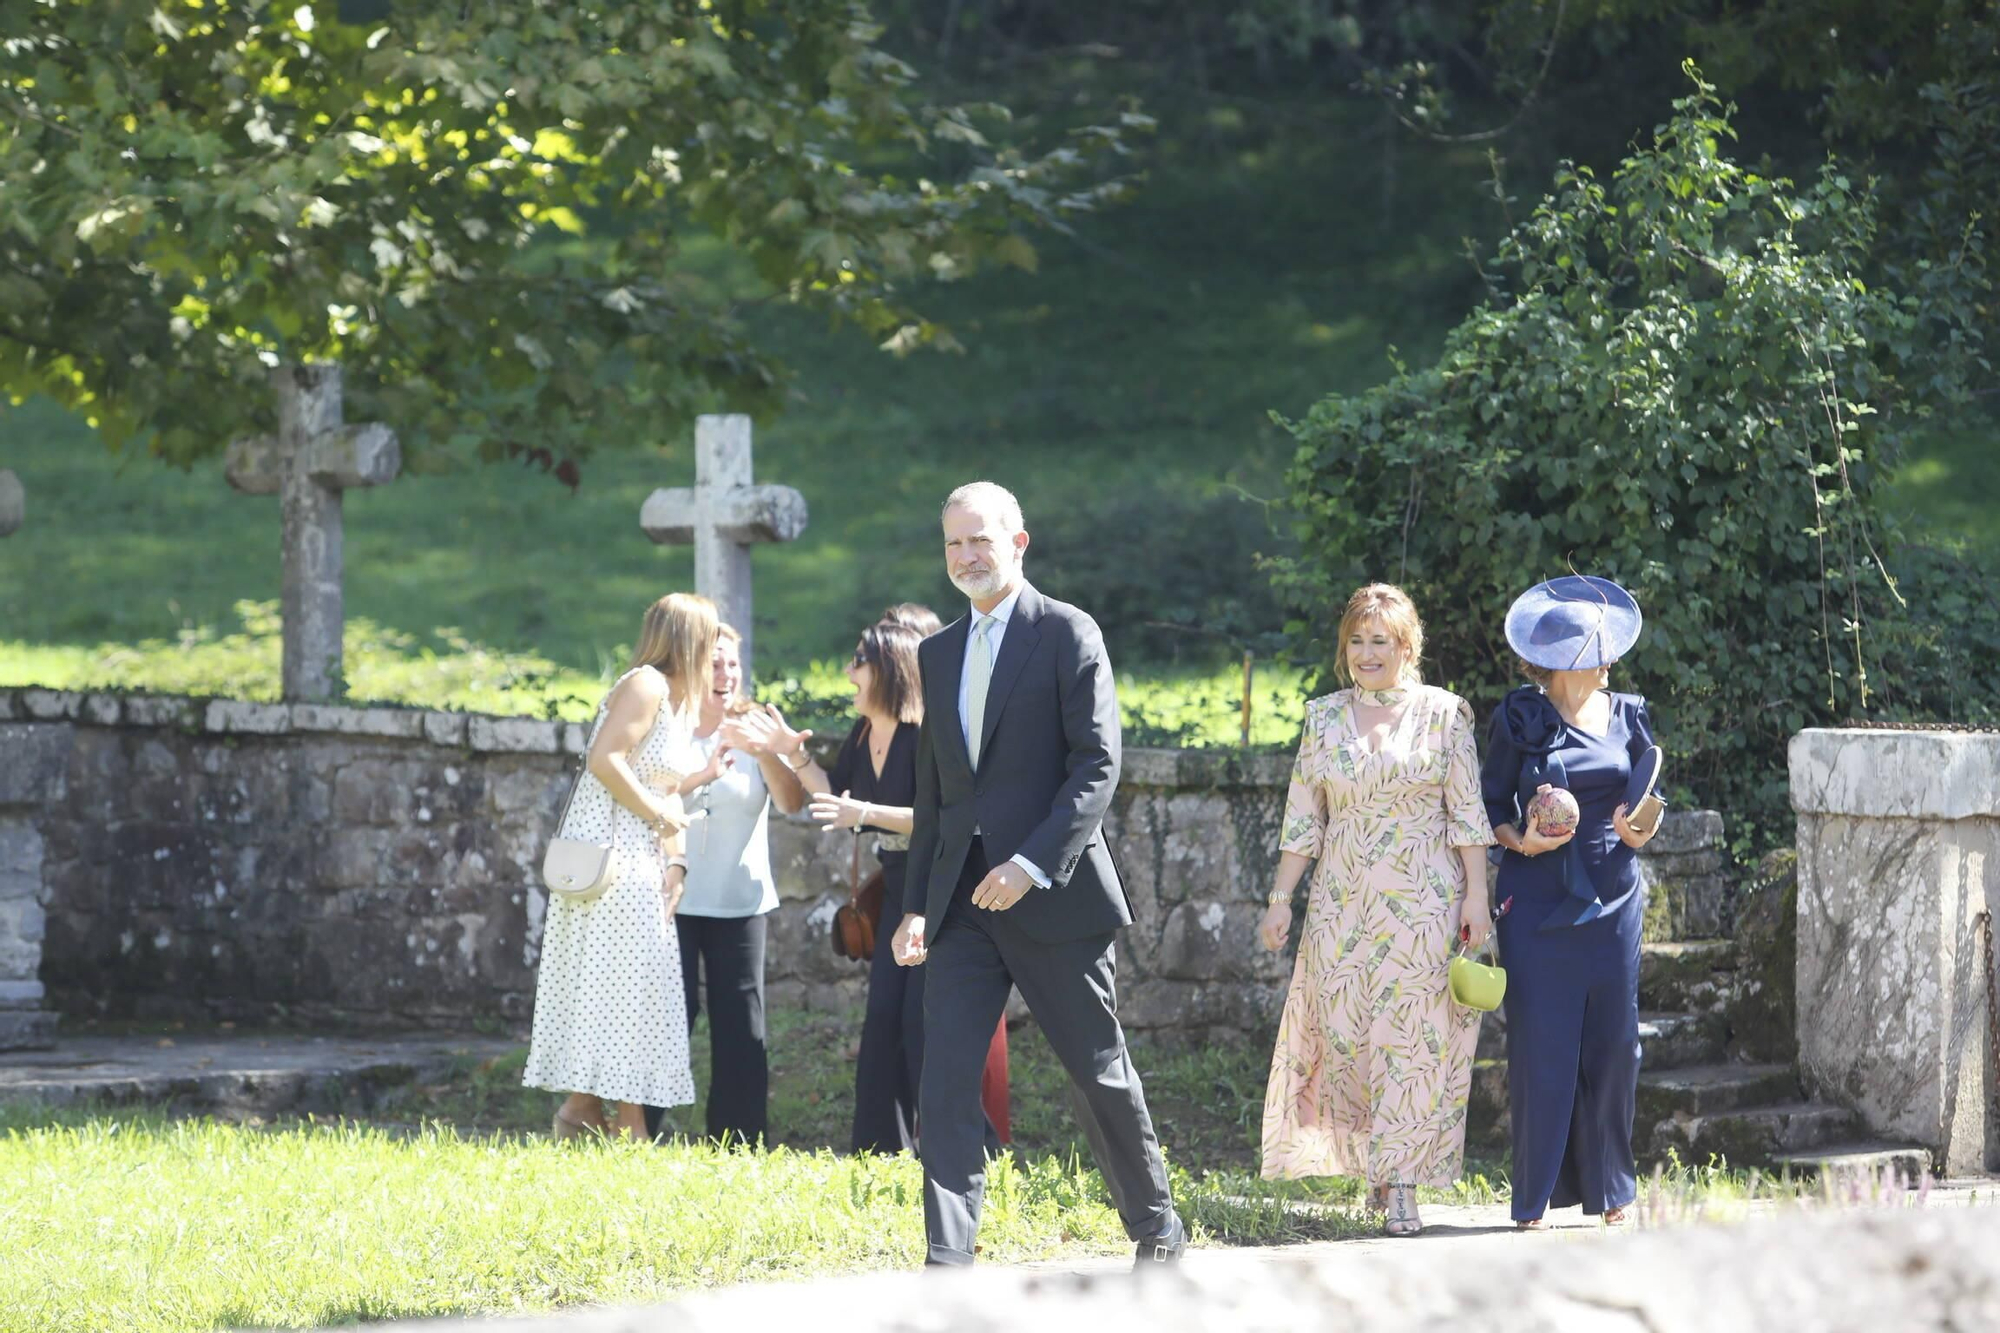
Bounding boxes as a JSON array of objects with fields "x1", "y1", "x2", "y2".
[{"x1": 865, "y1": 718, "x2": 893, "y2": 769}]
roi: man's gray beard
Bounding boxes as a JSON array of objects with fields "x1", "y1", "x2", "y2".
[{"x1": 950, "y1": 568, "x2": 1010, "y2": 600}]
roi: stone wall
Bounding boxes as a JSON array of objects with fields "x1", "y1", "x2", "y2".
[
  {"x1": 1791, "y1": 727, "x2": 1999, "y2": 1174},
  {"x1": 0, "y1": 686, "x2": 1726, "y2": 1038}
]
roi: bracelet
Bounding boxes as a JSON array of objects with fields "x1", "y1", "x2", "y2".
[
  {"x1": 858, "y1": 801, "x2": 873, "y2": 830},
  {"x1": 787, "y1": 752, "x2": 812, "y2": 771},
  {"x1": 1266, "y1": 888, "x2": 1293, "y2": 908}
]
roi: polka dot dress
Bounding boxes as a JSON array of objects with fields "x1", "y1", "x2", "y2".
[{"x1": 523, "y1": 667, "x2": 701, "y2": 1107}]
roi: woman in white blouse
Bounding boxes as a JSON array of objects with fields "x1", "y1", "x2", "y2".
[{"x1": 639, "y1": 623, "x2": 806, "y2": 1145}]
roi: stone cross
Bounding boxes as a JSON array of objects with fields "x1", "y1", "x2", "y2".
[
  {"x1": 225, "y1": 363, "x2": 399, "y2": 702},
  {"x1": 640, "y1": 414, "x2": 807, "y2": 669},
  {"x1": 0, "y1": 469, "x2": 21, "y2": 537}
]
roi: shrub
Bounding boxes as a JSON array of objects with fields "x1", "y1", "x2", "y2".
[{"x1": 1271, "y1": 66, "x2": 1995, "y2": 850}]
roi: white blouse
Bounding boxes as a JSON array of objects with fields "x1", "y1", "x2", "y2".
[{"x1": 678, "y1": 730, "x2": 780, "y2": 918}]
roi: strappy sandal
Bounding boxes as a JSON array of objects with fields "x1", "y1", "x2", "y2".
[
  {"x1": 1602, "y1": 1206, "x2": 1629, "y2": 1227},
  {"x1": 551, "y1": 1110, "x2": 598, "y2": 1141},
  {"x1": 1516, "y1": 1217, "x2": 1546, "y2": 1231},
  {"x1": 1384, "y1": 1184, "x2": 1422, "y2": 1237}
]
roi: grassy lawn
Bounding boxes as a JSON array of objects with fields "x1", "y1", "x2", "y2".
[{"x1": 0, "y1": 1009, "x2": 1510, "y2": 1332}]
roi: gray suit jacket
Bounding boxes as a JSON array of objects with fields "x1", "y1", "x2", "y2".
[{"x1": 906, "y1": 582, "x2": 1133, "y2": 943}]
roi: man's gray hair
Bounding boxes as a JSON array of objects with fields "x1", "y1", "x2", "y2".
[{"x1": 941, "y1": 480, "x2": 1025, "y2": 533}]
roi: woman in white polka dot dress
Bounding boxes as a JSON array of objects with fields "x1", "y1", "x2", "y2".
[{"x1": 525, "y1": 592, "x2": 715, "y2": 1138}]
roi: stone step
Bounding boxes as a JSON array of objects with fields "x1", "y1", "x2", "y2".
[
  {"x1": 1469, "y1": 1032, "x2": 1758, "y2": 1150},
  {"x1": 1645, "y1": 1100, "x2": 1859, "y2": 1168},
  {"x1": 1637, "y1": 940, "x2": 1735, "y2": 1013},
  {"x1": 1769, "y1": 1142, "x2": 1935, "y2": 1183},
  {"x1": 1637, "y1": 1010, "x2": 1727, "y2": 1070},
  {"x1": 0, "y1": 1033, "x2": 517, "y2": 1118},
  {"x1": 1636, "y1": 1062, "x2": 1799, "y2": 1123},
  {"x1": 1476, "y1": 1003, "x2": 1730, "y2": 1066}
]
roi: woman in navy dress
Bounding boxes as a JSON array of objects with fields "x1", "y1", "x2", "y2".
[{"x1": 1480, "y1": 575, "x2": 1661, "y2": 1228}]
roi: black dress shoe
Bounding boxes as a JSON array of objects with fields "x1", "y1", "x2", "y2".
[{"x1": 1133, "y1": 1214, "x2": 1188, "y2": 1269}]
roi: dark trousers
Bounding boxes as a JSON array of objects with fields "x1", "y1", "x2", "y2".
[
  {"x1": 854, "y1": 857, "x2": 1008, "y2": 1156},
  {"x1": 1498, "y1": 894, "x2": 1643, "y2": 1221},
  {"x1": 642, "y1": 911, "x2": 768, "y2": 1146},
  {"x1": 852, "y1": 864, "x2": 926, "y2": 1154},
  {"x1": 919, "y1": 840, "x2": 1176, "y2": 1265}
]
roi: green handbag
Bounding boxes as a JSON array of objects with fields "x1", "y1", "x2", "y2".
[{"x1": 1449, "y1": 941, "x2": 1507, "y2": 1012}]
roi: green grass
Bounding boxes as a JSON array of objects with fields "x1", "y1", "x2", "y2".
[
  {"x1": 0, "y1": 1120, "x2": 1122, "y2": 1333},
  {"x1": 0, "y1": 1009, "x2": 1390, "y2": 1332},
  {"x1": 1883, "y1": 421, "x2": 2000, "y2": 558},
  {"x1": 0, "y1": 597, "x2": 1311, "y2": 746}
]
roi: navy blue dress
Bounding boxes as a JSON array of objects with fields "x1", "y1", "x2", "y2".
[{"x1": 1480, "y1": 687, "x2": 1655, "y2": 1221}]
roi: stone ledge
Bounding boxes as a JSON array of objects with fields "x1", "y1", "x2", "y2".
[
  {"x1": 290, "y1": 704, "x2": 428, "y2": 740},
  {"x1": 1124, "y1": 747, "x2": 1290, "y2": 789},
  {"x1": 1791, "y1": 728, "x2": 2000, "y2": 821},
  {"x1": 18, "y1": 688, "x2": 82, "y2": 721},
  {"x1": 468, "y1": 716, "x2": 562, "y2": 754},
  {"x1": 122, "y1": 695, "x2": 198, "y2": 728},
  {"x1": 202, "y1": 699, "x2": 293, "y2": 734},
  {"x1": 79, "y1": 692, "x2": 122, "y2": 725}
]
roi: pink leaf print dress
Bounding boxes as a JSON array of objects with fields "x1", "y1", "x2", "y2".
[{"x1": 1260, "y1": 684, "x2": 1496, "y2": 1186}]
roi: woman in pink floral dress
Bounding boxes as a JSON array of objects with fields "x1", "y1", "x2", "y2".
[{"x1": 1256, "y1": 584, "x2": 1496, "y2": 1236}]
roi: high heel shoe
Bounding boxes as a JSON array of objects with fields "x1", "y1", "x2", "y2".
[{"x1": 551, "y1": 1110, "x2": 596, "y2": 1141}]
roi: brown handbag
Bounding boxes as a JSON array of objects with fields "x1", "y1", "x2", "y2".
[{"x1": 832, "y1": 830, "x2": 885, "y2": 962}]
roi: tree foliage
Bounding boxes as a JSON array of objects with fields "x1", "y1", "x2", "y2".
[
  {"x1": 0, "y1": 1, "x2": 1145, "y2": 466},
  {"x1": 1272, "y1": 69, "x2": 1997, "y2": 849}
]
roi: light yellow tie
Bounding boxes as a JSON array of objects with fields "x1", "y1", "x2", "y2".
[{"x1": 965, "y1": 615, "x2": 996, "y2": 769}]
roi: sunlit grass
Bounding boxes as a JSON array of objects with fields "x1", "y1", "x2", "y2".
[
  {"x1": 0, "y1": 1119, "x2": 1121, "y2": 1333},
  {"x1": 0, "y1": 602, "x2": 1312, "y2": 748}
]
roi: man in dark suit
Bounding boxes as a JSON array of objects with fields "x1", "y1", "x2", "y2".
[{"x1": 894, "y1": 480, "x2": 1187, "y2": 1269}]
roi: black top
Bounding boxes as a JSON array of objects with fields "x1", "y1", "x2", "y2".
[{"x1": 828, "y1": 717, "x2": 917, "y2": 857}]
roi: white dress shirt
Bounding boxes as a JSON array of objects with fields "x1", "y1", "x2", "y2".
[{"x1": 958, "y1": 585, "x2": 1049, "y2": 888}]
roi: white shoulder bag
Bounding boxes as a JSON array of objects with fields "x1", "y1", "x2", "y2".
[{"x1": 542, "y1": 752, "x2": 614, "y2": 903}]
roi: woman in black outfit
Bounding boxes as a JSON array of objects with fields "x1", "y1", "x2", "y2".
[
  {"x1": 769, "y1": 619, "x2": 925, "y2": 1149},
  {"x1": 767, "y1": 612, "x2": 1010, "y2": 1153}
]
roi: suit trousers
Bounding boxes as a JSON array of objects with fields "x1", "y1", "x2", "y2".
[
  {"x1": 642, "y1": 911, "x2": 768, "y2": 1146},
  {"x1": 919, "y1": 840, "x2": 1176, "y2": 1264}
]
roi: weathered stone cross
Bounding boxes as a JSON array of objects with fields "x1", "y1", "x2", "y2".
[
  {"x1": 225, "y1": 364, "x2": 399, "y2": 702},
  {"x1": 640, "y1": 415, "x2": 807, "y2": 670},
  {"x1": 0, "y1": 469, "x2": 21, "y2": 538}
]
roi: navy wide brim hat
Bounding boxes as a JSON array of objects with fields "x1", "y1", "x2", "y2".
[{"x1": 1505, "y1": 575, "x2": 1642, "y2": 671}]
